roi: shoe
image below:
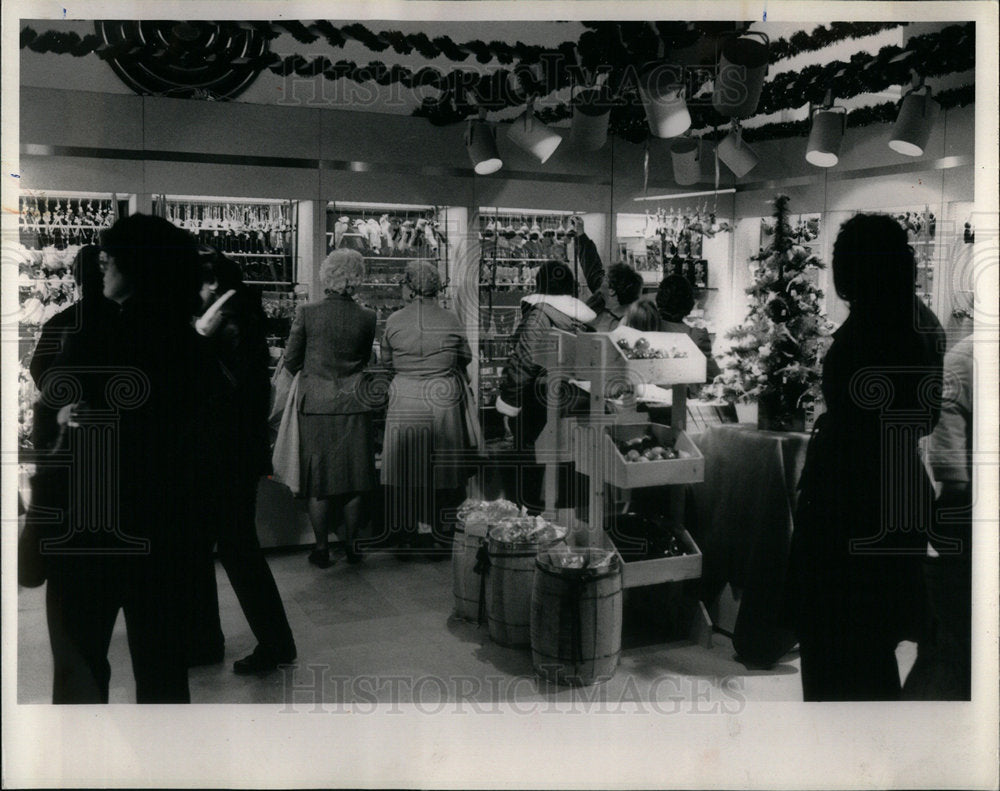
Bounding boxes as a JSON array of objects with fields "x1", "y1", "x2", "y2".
[
  {"x1": 308, "y1": 548, "x2": 333, "y2": 569},
  {"x1": 233, "y1": 646, "x2": 296, "y2": 676},
  {"x1": 345, "y1": 550, "x2": 365, "y2": 565}
]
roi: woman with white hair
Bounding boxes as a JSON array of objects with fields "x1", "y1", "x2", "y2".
[
  {"x1": 380, "y1": 260, "x2": 474, "y2": 555},
  {"x1": 283, "y1": 248, "x2": 378, "y2": 568}
]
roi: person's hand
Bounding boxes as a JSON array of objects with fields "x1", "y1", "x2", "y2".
[{"x1": 57, "y1": 402, "x2": 87, "y2": 427}]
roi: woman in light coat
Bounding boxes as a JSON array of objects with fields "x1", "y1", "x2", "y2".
[
  {"x1": 284, "y1": 249, "x2": 377, "y2": 567},
  {"x1": 380, "y1": 261, "x2": 474, "y2": 552}
]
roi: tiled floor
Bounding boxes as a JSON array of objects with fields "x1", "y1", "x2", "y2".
[{"x1": 17, "y1": 548, "x2": 917, "y2": 705}]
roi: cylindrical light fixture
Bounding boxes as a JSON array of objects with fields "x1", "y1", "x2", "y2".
[
  {"x1": 670, "y1": 137, "x2": 702, "y2": 185},
  {"x1": 571, "y1": 85, "x2": 613, "y2": 151},
  {"x1": 805, "y1": 94, "x2": 846, "y2": 167},
  {"x1": 506, "y1": 108, "x2": 563, "y2": 164},
  {"x1": 712, "y1": 31, "x2": 770, "y2": 119},
  {"x1": 466, "y1": 118, "x2": 503, "y2": 175},
  {"x1": 717, "y1": 123, "x2": 759, "y2": 178},
  {"x1": 638, "y1": 63, "x2": 691, "y2": 138},
  {"x1": 889, "y1": 84, "x2": 940, "y2": 157}
]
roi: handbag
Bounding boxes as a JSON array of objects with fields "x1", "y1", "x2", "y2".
[
  {"x1": 268, "y1": 355, "x2": 294, "y2": 428},
  {"x1": 18, "y1": 426, "x2": 70, "y2": 588},
  {"x1": 271, "y1": 372, "x2": 301, "y2": 495}
]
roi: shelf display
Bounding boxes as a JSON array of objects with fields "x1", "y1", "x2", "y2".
[
  {"x1": 156, "y1": 195, "x2": 300, "y2": 367},
  {"x1": 476, "y1": 208, "x2": 578, "y2": 441},
  {"x1": 535, "y1": 328, "x2": 707, "y2": 591},
  {"x1": 17, "y1": 192, "x2": 129, "y2": 449},
  {"x1": 157, "y1": 195, "x2": 297, "y2": 287},
  {"x1": 893, "y1": 207, "x2": 938, "y2": 308},
  {"x1": 326, "y1": 202, "x2": 450, "y2": 344},
  {"x1": 325, "y1": 201, "x2": 450, "y2": 469},
  {"x1": 618, "y1": 205, "x2": 731, "y2": 293}
]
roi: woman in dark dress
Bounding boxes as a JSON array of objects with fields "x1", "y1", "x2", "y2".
[
  {"x1": 785, "y1": 214, "x2": 944, "y2": 701},
  {"x1": 283, "y1": 249, "x2": 378, "y2": 568},
  {"x1": 41, "y1": 214, "x2": 227, "y2": 703},
  {"x1": 187, "y1": 249, "x2": 297, "y2": 675}
]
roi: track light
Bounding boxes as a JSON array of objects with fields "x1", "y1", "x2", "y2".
[
  {"x1": 712, "y1": 31, "x2": 771, "y2": 119},
  {"x1": 889, "y1": 80, "x2": 940, "y2": 157},
  {"x1": 806, "y1": 91, "x2": 846, "y2": 167},
  {"x1": 466, "y1": 117, "x2": 502, "y2": 175},
  {"x1": 638, "y1": 63, "x2": 691, "y2": 138},
  {"x1": 506, "y1": 107, "x2": 563, "y2": 164}
]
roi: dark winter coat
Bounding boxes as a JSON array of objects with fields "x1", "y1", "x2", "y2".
[
  {"x1": 785, "y1": 299, "x2": 945, "y2": 643},
  {"x1": 496, "y1": 294, "x2": 596, "y2": 444}
]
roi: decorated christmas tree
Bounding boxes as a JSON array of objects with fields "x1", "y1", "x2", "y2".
[{"x1": 709, "y1": 195, "x2": 833, "y2": 430}]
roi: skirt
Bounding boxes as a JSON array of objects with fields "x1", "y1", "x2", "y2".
[
  {"x1": 298, "y1": 412, "x2": 376, "y2": 498},
  {"x1": 380, "y1": 374, "x2": 471, "y2": 491}
]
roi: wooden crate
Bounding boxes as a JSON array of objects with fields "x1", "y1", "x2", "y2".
[
  {"x1": 574, "y1": 422, "x2": 704, "y2": 488},
  {"x1": 577, "y1": 329, "x2": 706, "y2": 387},
  {"x1": 602, "y1": 525, "x2": 702, "y2": 589}
]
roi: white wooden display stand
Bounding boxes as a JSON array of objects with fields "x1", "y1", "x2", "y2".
[{"x1": 536, "y1": 329, "x2": 714, "y2": 648}]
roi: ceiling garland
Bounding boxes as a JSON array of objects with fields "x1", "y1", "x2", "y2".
[
  {"x1": 19, "y1": 20, "x2": 905, "y2": 69},
  {"x1": 19, "y1": 21, "x2": 973, "y2": 144}
]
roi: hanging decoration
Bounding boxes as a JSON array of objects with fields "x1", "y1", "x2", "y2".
[
  {"x1": 20, "y1": 22, "x2": 973, "y2": 145},
  {"x1": 92, "y1": 21, "x2": 270, "y2": 100}
]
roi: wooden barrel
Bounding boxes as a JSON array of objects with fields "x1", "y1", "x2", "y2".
[
  {"x1": 530, "y1": 550, "x2": 623, "y2": 686},
  {"x1": 486, "y1": 531, "x2": 567, "y2": 647},
  {"x1": 452, "y1": 522, "x2": 488, "y2": 621}
]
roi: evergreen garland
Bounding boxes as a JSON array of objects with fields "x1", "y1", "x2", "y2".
[
  {"x1": 20, "y1": 21, "x2": 974, "y2": 145},
  {"x1": 708, "y1": 195, "x2": 834, "y2": 420}
]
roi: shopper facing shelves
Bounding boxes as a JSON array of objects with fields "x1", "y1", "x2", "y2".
[
  {"x1": 283, "y1": 249, "x2": 378, "y2": 569},
  {"x1": 495, "y1": 260, "x2": 596, "y2": 514},
  {"x1": 380, "y1": 261, "x2": 476, "y2": 556}
]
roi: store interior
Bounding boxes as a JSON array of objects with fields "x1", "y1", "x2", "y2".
[{"x1": 13, "y1": 16, "x2": 984, "y2": 707}]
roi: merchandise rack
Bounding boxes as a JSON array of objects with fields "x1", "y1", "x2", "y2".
[
  {"x1": 154, "y1": 194, "x2": 303, "y2": 365},
  {"x1": 325, "y1": 201, "x2": 451, "y2": 470},
  {"x1": 17, "y1": 191, "x2": 132, "y2": 451},
  {"x1": 476, "y1": 206, "x2": 581, "y2": 444},
  {"x1": 325, "y1": 201, "x2": 450, "y2": 345},
  {"x1": 155, "y1": 195, "x2": 298, "y2": 287},
  {"x1": 537, "y1": 328, "x2": 713, "y2": 644}
]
